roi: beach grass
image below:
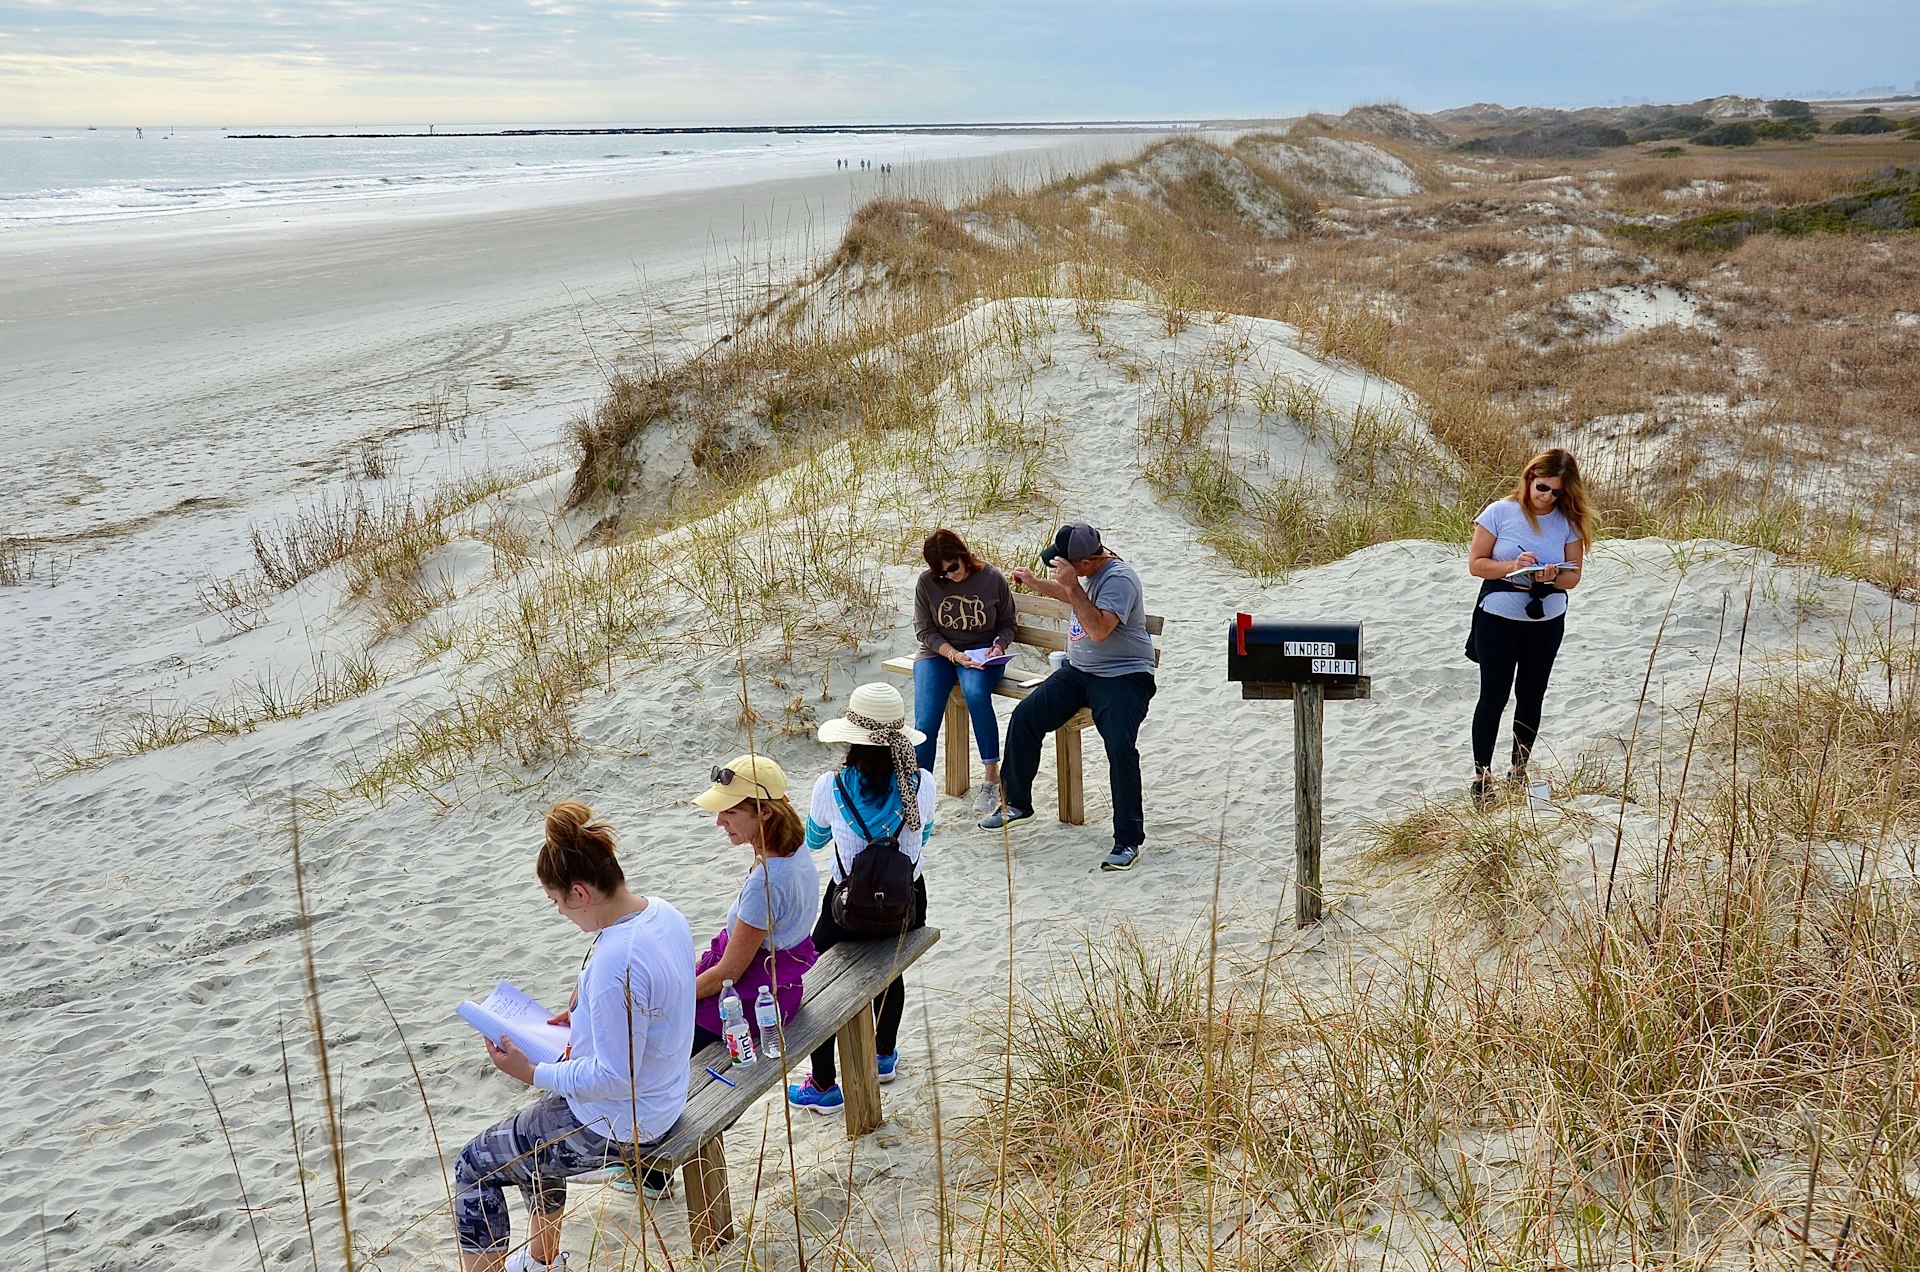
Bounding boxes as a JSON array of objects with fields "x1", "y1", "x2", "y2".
[{"x1": 117, "y1": 123, "x2": 1920, "y2": 1267}]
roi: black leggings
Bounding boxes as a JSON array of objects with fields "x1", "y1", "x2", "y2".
[
  {"x1": 808, "y1": 875, "x2": 929, "y2": 1089},
  {"x1": 1471, "y1": 612, "x2": 1565, "y2": 770}
]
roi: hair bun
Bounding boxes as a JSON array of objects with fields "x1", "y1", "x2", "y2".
[{"x1": 545, "y1": 799, "x2": 590, "y2": 840}]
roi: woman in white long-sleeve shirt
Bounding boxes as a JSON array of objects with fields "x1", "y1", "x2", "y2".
[{"x1": 452, "y1": 801, "x2": 695, "y2": 1272}]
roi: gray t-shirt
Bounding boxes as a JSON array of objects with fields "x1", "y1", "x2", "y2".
[
  {"x1": 1475, "y1": 498, "x2": 1580, "y2": 622},
  {"x1": 1068, "y1": 559, "x2": 1155, "y2": 677},
  {"x1": 723, "y1": 851, "x2": 820, "y2": 952}
]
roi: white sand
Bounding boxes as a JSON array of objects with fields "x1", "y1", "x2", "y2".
[{"x1": 3, "y1": 209, "x2": 1911, "y2": 1265}]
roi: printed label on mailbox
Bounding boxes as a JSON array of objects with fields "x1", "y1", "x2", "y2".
[
  {"x1": 1310, "y1": 658, "x2": 1357, "y2": 677},
  {"x1": 1283, "y1": 640, "x2": 1336, "y2": 658}
]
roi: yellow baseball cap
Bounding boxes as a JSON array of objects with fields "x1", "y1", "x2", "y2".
[{"x1": 693, "y1": 754, "x2": 788, "y2": 811}]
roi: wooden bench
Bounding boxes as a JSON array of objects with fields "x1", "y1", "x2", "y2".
[
  {"x1": 628, "y1": 925, "x2": 941, "y2": 1253},
  {"x1": 881, "y1": 593, "x2": 1165, "y2": 824}
]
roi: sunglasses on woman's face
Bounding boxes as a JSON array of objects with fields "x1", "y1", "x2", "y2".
[
  {"x1": 711, "y1": 766, "x2": 772, "y2": 798},
  {"x1": 1533, "y1": 482, "x2": 1563, "y2": 500},
  {"x1": 940, "y1": 561, "x2": 965, "y2": 577}
]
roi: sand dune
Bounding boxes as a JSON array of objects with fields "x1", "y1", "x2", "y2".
[{"x1": 4, "y1": 260, "x2": 1910, "y2": 1265}]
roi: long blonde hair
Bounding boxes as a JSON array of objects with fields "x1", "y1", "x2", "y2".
[{"x1": 1510, "y1": 448, "x2": 1593, "y2": 545}]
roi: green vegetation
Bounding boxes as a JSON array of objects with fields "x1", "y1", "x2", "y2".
[
  {"x1": 1651, "y1": 166, "x2": 1920, "y2": 249},
  {"x1": 1692, "y1": 120, "x2": 1758, "y2": 147},
  {"x1": 1456, "y1": 122, "x2": 1630, "y2": 156},
  {"x1": 1754, "y1": 117, "x2": 1820, "y2": 141},
  {"x1": 1831, "y1": 113, "x2": 1901, "y2": 136}
]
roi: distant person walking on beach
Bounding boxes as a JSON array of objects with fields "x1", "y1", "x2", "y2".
[
  {"x1": 787, "y1": 683, "x2": 934, "y2": 1114},
  {"x1": 980, "y1": 522, "x2": 1156, "y2": 872},
  {"x1": 1465, "y1": 448, "x2": 1591, "y2": 806},
  {"x1": 911, "y1": 528, "x2": 1017, "y2": 813},
  {"x1": 452, "y1": 802, "x2": 694, "y2": 1272}
]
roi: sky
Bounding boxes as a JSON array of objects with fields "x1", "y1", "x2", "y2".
[{"x1": 0, "y1": 0, "x2": 1915, "y2": 127}]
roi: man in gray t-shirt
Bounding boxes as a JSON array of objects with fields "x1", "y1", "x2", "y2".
[{"x1": 979, "y1": 522, "x2": 1157, "y2": 872}]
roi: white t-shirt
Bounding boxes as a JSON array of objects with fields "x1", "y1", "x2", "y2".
[
  {"x1": 807, "y1": 769, "x2": 936, "y2": 884},
  {"x1": 1475, "y1": 498, "x2": 1580, "y2": 622},
  {"x1": 531, "y1": 897, "x2": 695, "y2": 1145}
]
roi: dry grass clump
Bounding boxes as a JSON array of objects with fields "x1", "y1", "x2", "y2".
[
  {"x1": 962, "y1": 926, "x2": 1391, "y2": 1268},
  {"x1": 53, "y1": 646, "x2": 385, "y2": 772},
  {"x1": 974, "y1": 693, "x2": 1920, "y2": 1268},
  {"x1": 196, "y1": 467, "x2": 539, "y2": 635},
  {"x1": 0, "y1": 535, "x2": 41, "y2": 586}
]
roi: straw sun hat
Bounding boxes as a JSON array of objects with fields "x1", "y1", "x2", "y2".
[{"x1": 816, "y1": 682, "x2": 926, "y2": 747}]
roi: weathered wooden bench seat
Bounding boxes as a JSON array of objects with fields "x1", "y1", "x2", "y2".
[
  {"x1": 628, "y1": 925, "x2": 941, "y2": 1252},
  {"x1": 881, "y1": 592, "x2": 1165, "y2": 824}
]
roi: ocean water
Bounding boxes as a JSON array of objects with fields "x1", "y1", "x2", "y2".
[{"x1": 0, "y1": 122, "x2": 1067, "y2": 231}]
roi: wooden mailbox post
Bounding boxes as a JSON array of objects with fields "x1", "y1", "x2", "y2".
[{"x1": 1226, "y1": 615, "x2": 1371, "y2": 927}]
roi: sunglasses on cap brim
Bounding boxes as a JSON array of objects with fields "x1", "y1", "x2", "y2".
[{"x1": 711, "y1": 766, "x2": 773, "y2": 798}]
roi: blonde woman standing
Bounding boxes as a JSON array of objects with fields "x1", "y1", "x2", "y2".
[{"x1": 1465, "y1": 449, "x2": 1592, "y2": 806}]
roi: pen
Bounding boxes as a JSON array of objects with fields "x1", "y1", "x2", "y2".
[{"x1": 704, "y1": 1065, "x2": 737, "y2": 1088}]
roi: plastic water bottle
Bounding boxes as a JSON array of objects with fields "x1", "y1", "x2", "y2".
[
  {"x1": 718, "y1": 980, "x2": 756, "y2": 1067},
  {"x1": 753, "y1": 984, "x2": 782, "y2": 1059}
]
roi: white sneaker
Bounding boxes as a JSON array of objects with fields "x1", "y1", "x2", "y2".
[
  {"x1": 504, "y1": 1248, "x2": 569, "y2": 1272},
  {"x1": 972, "y1": 780, "x2": 1002, "y2": 815}
]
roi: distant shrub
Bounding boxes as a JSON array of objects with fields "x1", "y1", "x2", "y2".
[
  {"x1": 1457, "y1": 122, "x2": 1630, "y2": 156},
  {"x1": 1657, "y1": 166, "x2": 1920, "y2": 249},
  {"x1": 1830, "y1": 114, "x2": 1898, "y2": 135},
  {"x1": 1768, "y1": 99, "x2": 1813, "y2": 118},
  {"x1": 1755, "y1": 118, "x2": 1819, "y2": 141},
  {"x1": 1693, "y1": 121, "x2": 1758, "y2": 147}
]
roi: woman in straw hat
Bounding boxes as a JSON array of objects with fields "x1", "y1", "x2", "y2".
[{"x1": 786, "y1": 682, "x2": 935, "y2": 1113}]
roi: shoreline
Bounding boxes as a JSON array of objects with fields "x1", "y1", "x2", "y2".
[
  {"x1": 0, "y1": 133, "x2": 1159, "y2": 537},
  {"x1": 226, "y1": 121, "x2": 1217, "y2": 139}
]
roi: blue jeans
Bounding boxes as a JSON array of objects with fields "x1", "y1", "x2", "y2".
[
  {"x1": 912, "y1": 656, "x2": 1005, "y2": 772},
  {"x1": 1002, "y1": 664, "x2": 1156, "y2": 848}
]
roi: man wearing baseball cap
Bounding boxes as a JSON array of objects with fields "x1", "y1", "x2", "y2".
[{"x1": 979, "y1": 522, "x2": 1156, "y2": 871}]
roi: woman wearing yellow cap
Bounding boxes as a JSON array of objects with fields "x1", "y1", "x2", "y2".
[
  {"x1": 617, "y1": 754, "x2": 821, "y2": 1199},
  {"x1": 688, "y1": 754, "x2": 821, "y2": 1045}
]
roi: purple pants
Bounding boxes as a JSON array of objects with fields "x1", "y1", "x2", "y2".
[{"x1": 693, "y1": 928, "x2": 817, "y2": 1038}]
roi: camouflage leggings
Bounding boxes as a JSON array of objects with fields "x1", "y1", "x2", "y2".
[{"x1": 453, "y1": 1094, "x2": 634, "y2": 1253}]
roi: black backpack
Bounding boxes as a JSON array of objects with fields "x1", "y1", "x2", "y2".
[{"x1": 829, "y1": 773, "x2": 917, "y2": 937}]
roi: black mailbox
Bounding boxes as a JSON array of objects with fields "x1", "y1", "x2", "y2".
[{"x1": 1226, "y1": 617, "x2": 1370, "y2": 700}]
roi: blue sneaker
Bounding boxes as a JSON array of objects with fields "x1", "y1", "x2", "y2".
[
  {"x1": 787, "y1": 1076, "x2": 844, "y2": 1114},
  {"x1": 978, "y1": 805, "x2": 1033, "y2": 831},
  {"x1": 1100, "y1": 844, "x2": 1141, "y2": 872},
  {"x1": 877, "y1": 1051, "x2": 900, "y2": 1084}
]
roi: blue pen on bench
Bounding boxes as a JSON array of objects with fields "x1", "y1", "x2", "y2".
[{"x1": 704, "y1": 1065, "x2": 737, "y2": 1088}]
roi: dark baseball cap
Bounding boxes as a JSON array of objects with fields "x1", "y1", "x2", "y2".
[{"x1": 1040, "y1": 522, "x2": 1104, "y2": 565}]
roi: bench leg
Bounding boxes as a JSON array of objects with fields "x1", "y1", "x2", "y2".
[
  {"x1": 943, "y1": 687, "x2": 970, "y2": 798},
  {"x1": 682, "y1": 1134, "x2": 735, "y2": 1253},
  {"x1": 837, "y1": 1010, "x2": 884, "y2": 1138},
  {"x1": 1055, "y1": 726, "x2": 1085, "y2": 825}
]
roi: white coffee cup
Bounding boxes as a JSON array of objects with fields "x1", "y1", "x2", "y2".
[{"x1": 1049, "y1": 650, "x2": 1069, "y2": 671}]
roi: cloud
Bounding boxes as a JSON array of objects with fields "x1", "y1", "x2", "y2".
[{"x1": 0, "y1": 0, "x2": 1913, "y2": 124}]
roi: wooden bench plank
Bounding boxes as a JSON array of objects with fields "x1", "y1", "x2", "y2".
[{"x1": 637, "y1": 926, "x2": 941, "y2": 1166}]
